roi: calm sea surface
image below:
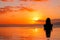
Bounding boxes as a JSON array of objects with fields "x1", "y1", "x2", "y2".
[{"x1": 0, "y1": 25, "x2": 60, "y2": 40}]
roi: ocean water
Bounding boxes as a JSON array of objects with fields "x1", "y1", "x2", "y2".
[{"x1": 0, "y1": 25, "x2": 60, "y2": 40}]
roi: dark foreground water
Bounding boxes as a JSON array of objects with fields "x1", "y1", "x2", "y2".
[{"x1": 0, "y1": 25, "x2": 60, "y2": 40}]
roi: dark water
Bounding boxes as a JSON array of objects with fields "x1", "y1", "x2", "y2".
[{"x1": 0, "y1": 25, "x2": 60, "y2": 40}]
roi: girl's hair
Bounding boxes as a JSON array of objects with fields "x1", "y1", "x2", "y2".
[{"x1": 46, "y1": 18, "x2": 51, "y2": 24}]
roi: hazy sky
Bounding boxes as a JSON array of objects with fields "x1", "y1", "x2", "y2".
[{"x1": 0, "y1": 0, "x2": 60, "y2": 24}]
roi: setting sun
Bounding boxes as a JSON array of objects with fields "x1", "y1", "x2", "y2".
[
  {"x1": 33, "y1": 17, "x2": 39, "y2": 21},
  {"x1": 30, "y1": 11, "x2": 43, "y2": 21}
]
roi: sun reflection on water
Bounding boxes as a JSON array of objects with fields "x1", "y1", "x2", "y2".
[{"x1": 34, "y1": 28, "x2": 39, "y2": 32}]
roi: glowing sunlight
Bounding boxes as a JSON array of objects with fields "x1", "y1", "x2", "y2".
[{"x1": 30, "y1": 11, "x2": 42, "y2": 21}]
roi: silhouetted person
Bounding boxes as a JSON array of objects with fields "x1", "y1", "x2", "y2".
[{"x1": 44, "y1": 18, "x2": 53, "y2": 38}]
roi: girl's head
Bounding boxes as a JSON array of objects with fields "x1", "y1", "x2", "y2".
[{"x1": 46, "y1": 18, "x2": 51, "y2": 24}]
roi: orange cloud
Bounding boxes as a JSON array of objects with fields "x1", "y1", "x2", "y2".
[
  {"x1": 20, "y1": 0, "x2": 48, "y2": 1},
  {"x1": 30, "y1": 0, "x2": 48, "y2": 1},
  {"x1": 20, "y1": 0, "x2": 27, "y2": 1},
  {"x1": 1, "y1": 0, "x2": 13, "y2": 2}
]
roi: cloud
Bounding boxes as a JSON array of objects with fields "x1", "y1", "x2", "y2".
[
  {"x1": 0, "y1": 0, "x2": 48, "y2": 8},
  {"x1": 0, "y1": 6, "x2": 34, "y2": 14},
  {"x1": 30, "y1": 0, "x2": 48, "y2": 1},
  {"x1": 1, "y1": 0, "x2": 48, "y2": 2},
  {"x1": 1, "y1": 0, "x2": 14, "y2": 2}
]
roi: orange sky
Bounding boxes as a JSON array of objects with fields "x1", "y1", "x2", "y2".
[{"x1": 0, "y1": 0, "x2": 60, "y2": 24}]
